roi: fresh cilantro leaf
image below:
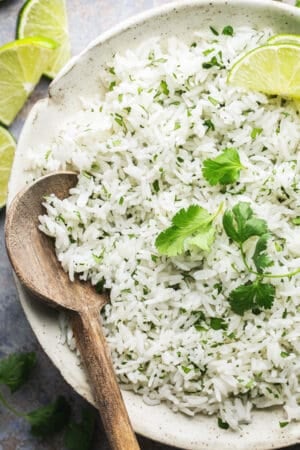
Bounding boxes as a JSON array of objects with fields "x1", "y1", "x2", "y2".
[
  {"x1": 223, "y1": 202, "x2": 268, "y2": 244},
  {"x1": 0, "y1": 352, "x2": 36, "y2": 393},
  {"x1": 64, "y1": 407, "x2": 96, "y2": 450},
  {"x1": 26, "y1": 396, "x2": 71, "y2": 437},
  {"x1": 218, "y1": 418, "x2": 229, "y2": 429},
  {"x1": 296, "y1": 0, "x2": 300, "y2": 7},
  {"x1": 155, "y1": 205, "x2": 216, "y2": 256},
  {"x1": 253, "y1": 234, "x2": 274, "y2": 273},
  {"x1": 229, "y1": 281, "x2": 275, "y2": 315},
  {"x1": 222, "y1": 25, "x2": 234, "y2": 36},
  {"x1": 210, "y1": 318, "x2": 228, "y2": 330},
  {"x1": 185, "y1": 227, "x2": 216, "y2": 252},
  {"x1": 202, "y1": 148, "x2": 245, "y2": 186}
]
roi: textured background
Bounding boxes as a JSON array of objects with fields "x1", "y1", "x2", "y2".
[{"x1": 0, "y1": 0, "x2": 298, "y2": 449}]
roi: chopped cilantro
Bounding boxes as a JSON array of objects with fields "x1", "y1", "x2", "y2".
[
  {"x1": 251, "y1": 127, "x2": 263, "y2": 139},
  {"x1": 203, "y1": 148, "x2": 245, "y2": 186},
  {"x1": 181, "y1": 366, "x2": 191, "y2": 374},
  {"x1": 222, "y1": 25, "x2": 234, "y2": 36},
  {"x1": 209, "y1": 26, "x2": 219, "y2": 36},
  {"x1": 292, "y1": 217, "x2": 300, "y2": 225},
  {"x1": 152, "y1": 180, "x2": 160, "y2": 192},
  {"x1": 203, "y1": 48, "x2": 215, "y2": 56},
  {"x1": 160, "y1": 80, "x2": 169, "y2": 95},
  {"x1": 210, "y1": 318, "x2": 228, "y2": 330},
  {"x1": 174, "y1": 121, "x2": 181, "y2": 130},
  {"x1": 203, "y1": 119, "x2": 215, "y2": 131},
  {"x1": 279, "y1": 421, "x2": 289, "y2": 428},
  {"x1": 108, "y1": 81, "x2": 116, "y2": 91},
  {"x1": 218, "y1": 418, "x2": 229, "y2": 429},
  {"x1": 155, "y1": 205, "x2": 216, "y2": 256},
  {"x1": 202, "y1": 55, "x2": 224, "y2": 69},
  {"x1": 208, "y1": 96, "x2": 219, "y2": 106}
]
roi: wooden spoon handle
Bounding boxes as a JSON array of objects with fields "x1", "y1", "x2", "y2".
[{"x1": 70, "y1": 309, "x2": 140, "y2": 450}]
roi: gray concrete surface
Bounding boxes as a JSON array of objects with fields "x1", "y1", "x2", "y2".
[{"x1": 0, "y1": 0, "x2": 299, "y2": 449}]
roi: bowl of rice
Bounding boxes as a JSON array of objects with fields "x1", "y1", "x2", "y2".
[{"x1": 8, "y1": 0, "x2": 300, "y2": 449}]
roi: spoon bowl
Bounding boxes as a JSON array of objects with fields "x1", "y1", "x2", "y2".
[
  {"x1": 5, "y1": 171, "x2": 140, "y2": 450},
  {"x1": 5, "y1": 171, "x2": 107, "y2": 312}
]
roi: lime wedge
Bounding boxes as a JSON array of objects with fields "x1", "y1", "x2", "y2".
[
  {"x1": 228, "y1": 43, "x2": 300, "y2": 99},
  {"x1": 17, "y1": 0, "x2": 71, "y2": 79},
  {"x1": 0, "y1": 127, "x2": 16, "y2": 208},
  {"x1": 268, "y1": 34, "x2": 300, "y2": 45},
  {"x1": 0, "y1": 37, "x2": 57, "y2": 126}
]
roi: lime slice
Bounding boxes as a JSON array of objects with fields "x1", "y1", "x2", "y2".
[
  {"x1": 268, "y1": 34, "x2": 300, "y2": 45},
  {"x1": 0, "y1": 37, "x2": 57, "y2": 126},
  {"x1": 0, "y1": 127, "x2": 16, "y2": 208},
  {"x1": 17, "y1": 0, "x2": 71, "y2": 79},
  {"x1": 228, "y1": 43, "x2": 300, "y2": 99}
]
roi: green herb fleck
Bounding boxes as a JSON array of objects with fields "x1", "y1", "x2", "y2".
[
  {"x1": 210, "y1": 26, "x2": 219, "y2": 36},
  {"x1": 222, "y1": 25, "x2": 234, "y2": 36},
  {"x1": 210, "y1": 318, "x2": 228, "y2": 330},
  {"x1": 152, "y1": 180, "x2": 160, "y2": 192},
  {"x1": 203, "y1": 119, "x2": 215, "y2": 131},
  {"x1": 251, "y1": 127, "x2": 263, "y2": 139},
  {"x1": 208, "y1": 96, "x2": 219, "y2": 106},
  {"x1": 279, "y1": 421, "x2": 289, "y2": 428},
  {"x1": 218, "y1": 418, "x2": 229, "y2": 429},
  {"x1": 160, "y1": 80, "x2": 169, "y2": 95},
  {"x1": 292, "y1": 217, "x2": 300, "y2": 225}
]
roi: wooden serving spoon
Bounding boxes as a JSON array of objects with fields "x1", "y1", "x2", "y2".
[{"x1": 5, "y1": 171, "x2": 140, "y2": 450}]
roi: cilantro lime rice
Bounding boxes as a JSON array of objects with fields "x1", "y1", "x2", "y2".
[{"x1": 28, "y1": 25, "x2": 300, "y2": 429}]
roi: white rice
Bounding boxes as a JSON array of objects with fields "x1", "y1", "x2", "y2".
[{"x1": 29, "y1": 25, "x2": 300, "y2": 430}]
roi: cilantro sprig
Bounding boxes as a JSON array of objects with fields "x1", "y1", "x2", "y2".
[
  {"x1": 202, "y1": 148, "x2": 245, "y2": 186},
  {"x1": 155, "y1": 205, "x2": 217, "y2": 256},
  {"x1": 223, "y1": 202, "x2": 300, "y2": 315},
  {"x1": 0, "y1": 351, "x2": 95, "y2": 448}
]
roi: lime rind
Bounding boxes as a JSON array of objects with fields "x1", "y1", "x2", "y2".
[
  {"x1": 0, "y1": 127, "x2": 16, "y2": 208},
  {"x1": 0, "y1": 36, "x2": 58, "y2": 53},
  {"x1": 228, "y1": 43, "x2": 300, "y2": 99},
  {"x1": 17, "y1": 0, "x2": 71, "y2": 79},
  {"x1": 268, "y1": 34, "x2": 300, "y2": 45}
]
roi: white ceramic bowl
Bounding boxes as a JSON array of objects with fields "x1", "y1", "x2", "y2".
[{"x1": 8, "y1": 1, "x2": 300, "y2": 449}]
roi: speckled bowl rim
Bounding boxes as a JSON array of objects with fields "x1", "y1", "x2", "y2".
[{"x1": 7, "y1": 1, "x2": 300, "y2": 449}]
